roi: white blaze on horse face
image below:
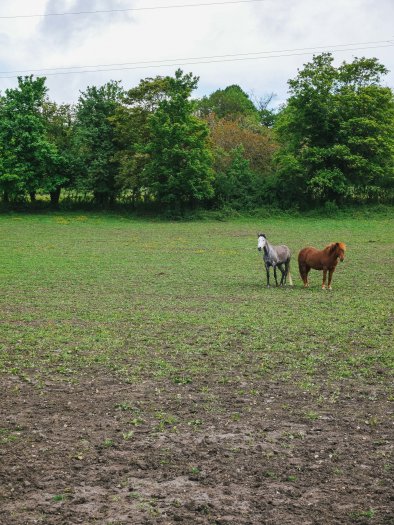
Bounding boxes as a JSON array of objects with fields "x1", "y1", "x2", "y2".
[{"x1": 257, "y1": 236, "x2": 267, "y2": 252}]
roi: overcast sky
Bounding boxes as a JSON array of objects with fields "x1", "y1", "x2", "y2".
[{"x1": 0, "y1": 0, "x2": 393, "y2": 107}]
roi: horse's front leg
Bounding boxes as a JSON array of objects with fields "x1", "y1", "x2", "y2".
[
  {"x1": 273, "y1": 265, "x2": 279, "y2": 287},
  {"x1": 265, "y1": 264, "x2": 271, "y2": 287},
  {"x1": 327, "y1": 269, "x2": 335, "y2": 290},
  {"x1": 322, "y1": 269, "x2": 327, "y2": 290}
]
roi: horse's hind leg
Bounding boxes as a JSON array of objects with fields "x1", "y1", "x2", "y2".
[
  {"x1": 299, "y1": 263, "x2": 310, "y2": 287},
  {"x1": 305, "y1": 267, "x2": 311, "y2": 287},
  {"x1": 283, "y1": 261, "x2": 290, "y2": 285},
  {"x1": 278, "y1": 264, "x2": 286, "y2": 286}
]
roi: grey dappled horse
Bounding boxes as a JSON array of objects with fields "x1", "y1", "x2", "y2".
[{"x1": 257, "y1": 233, "x2": 293, "y2": 287}]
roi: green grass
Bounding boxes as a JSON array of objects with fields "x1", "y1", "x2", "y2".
[{"x1": 0, "y1": 211, "x2": 393, "y2": 389}]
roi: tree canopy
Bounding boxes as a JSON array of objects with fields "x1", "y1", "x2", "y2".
[
  {"x1": 274, "y1": 53, "x2": 394, "y2": 205},
  {"x1": 73, "y1": 81, "x2": 124, "y2": 205},
  {"x1": 0, "y1": 76, "x2": 59, "y2": 202},
  {"x1": 142, "y1": 70, "x2": 214, "y2": 208},
  {"x1": 0, "y1": 57, "x2": 393, "y2": 211},
  {"x1": 197, "y1": 84, "x2": 260, "y2": 123}
]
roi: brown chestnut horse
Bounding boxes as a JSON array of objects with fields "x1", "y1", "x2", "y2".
[{"x1": 298, "y1": 242, "x2": 346, "y2": 290}]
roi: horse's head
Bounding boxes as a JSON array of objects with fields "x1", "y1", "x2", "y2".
[
  {"x1": 257, "y1": 233, "x2": 267, "y2": 252},
  {"x1": 334, "y1": 242, "x2": 346, "y2": 262}
]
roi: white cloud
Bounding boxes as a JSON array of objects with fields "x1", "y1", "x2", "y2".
[
  {"x1": 0, "y1": 0, "x2": 393, "y2": 106},
  {"x1": 39, "y1": 0, "x2": 135, "y2": 45}
]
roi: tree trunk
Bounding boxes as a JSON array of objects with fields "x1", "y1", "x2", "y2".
[
  {"x1": 50, "y1": 187, "x2": 61, "y2": 207},
  {"x1": 30, "y1": 191, "x2": 36, "y2": 202},
  {"x1": 94, "y1": 191, "x2": 106, "y2": 206},
  {"x1": 3, "y1": 191, "x2": 9, "y2": 203}
]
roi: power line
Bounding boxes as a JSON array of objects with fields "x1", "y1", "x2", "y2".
[
  {"x1": 1, "y1": 40, "x2": 392, "y2": 76},
  {"x1": 0, "y1": 0, "x2": 266, "y2": 19},
  {"x1": 0, "y1": 43, "x2": 393, "y2": 80}
]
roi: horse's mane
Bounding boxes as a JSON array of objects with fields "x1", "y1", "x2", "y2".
[{"x1": 325, "y1": 242, "x2": 347, "y2": 254}]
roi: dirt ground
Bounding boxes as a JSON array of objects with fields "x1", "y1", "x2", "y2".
[{"x1": 1, "y1": 371, "x2": 393, "y2": 525}]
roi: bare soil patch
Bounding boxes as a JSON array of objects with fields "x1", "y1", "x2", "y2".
[{"x1": 1, "y1": 371, "x2": 393, "y2": 525}]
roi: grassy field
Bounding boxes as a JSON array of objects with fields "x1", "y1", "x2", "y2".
[
  {"x1": 1, "y1": 211, "x2": 393, "y2": 386},
  {"x1": 0, "y1": 211, "x2": 393, "y2": 524}
]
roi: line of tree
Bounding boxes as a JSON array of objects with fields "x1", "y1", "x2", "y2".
[{"x1": 0, "y1": 53, "x2": 393, "y2": 211}]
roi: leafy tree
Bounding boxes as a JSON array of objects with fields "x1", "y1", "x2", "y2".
[
  {"x1": 197, "y1": 84, "x2": 260, "y2": 124},
  {"x1": 124, "y1": 76, "x2": 172, "y2": 112},
  {"x1": 111, "y1": 76, "x2": 173, "y2": 204},
  {"x1": 74, "y1": 81, "x2": 124, "y2": 205},
  {"x1": 206, "y1": 115, "x2": 277, "y2": 208},
  {"x1": 142, "y1": 70, "x2": 214, "y2": 209},
  {"x1": 213, "y1": 145, "x2": 265, "y2": 209},
  {"x1": 42, "y1": 101, "x2": 76, "y2": 205},
  {"x1": 208, "y1": 115, "x2": 277, "y2": 175},
  {"x1": 275, "y1": 53, "x2": 394, "y2": 205},
  {"x1": 0, "y1": 76, "x2": 58, "y2": 202}
]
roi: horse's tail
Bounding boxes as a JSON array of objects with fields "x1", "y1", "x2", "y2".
[
  {"x1": 286, "y1": 259, "x2": 293, "y2": 286},
  {"x1": 287, "y1": 253, "x2": 294, "y2": 286}
]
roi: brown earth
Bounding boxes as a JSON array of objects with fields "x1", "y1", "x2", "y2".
[{"x1": 0, "y1": 371, "x2": 393, "y2": 525}]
